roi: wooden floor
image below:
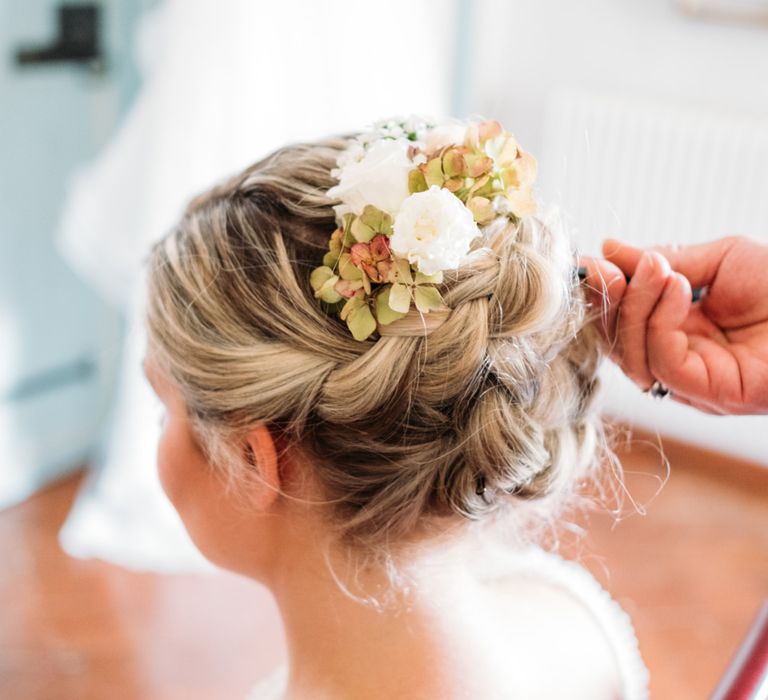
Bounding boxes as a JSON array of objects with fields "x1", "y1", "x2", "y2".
[{"x1": 1, "y1": 430, "x2": 766, "y2": 700}]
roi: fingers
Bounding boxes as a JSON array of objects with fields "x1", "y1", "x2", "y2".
[
  {"x1": 603, "y1": 236, "x2": 739, "y2": 288},
  {"x1": 645, "y1": 271, "x2": 736, "y2": 409},
  {"x1": 646, "y1": 271, "x2": 707, "y2": 398},
  {"x1": 615, "y1": 251, "x2": 672, "y2": 388},
  {"x1": 577, "y1": 255, "x2": 627, "y2": 353}
]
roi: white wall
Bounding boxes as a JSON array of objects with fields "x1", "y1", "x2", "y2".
[
  {"x1": 467, "y1": 0, "x2": 768, "y2": 155},
  {"x1": 464, "y1": 0, "x2": 768, "y2": 465}
]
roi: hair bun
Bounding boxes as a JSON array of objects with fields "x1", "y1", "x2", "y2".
[{"x1": 145, "y1": 136, "x2": 605, "y2": 557}]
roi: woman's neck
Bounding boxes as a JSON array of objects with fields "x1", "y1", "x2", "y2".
[{"x1": 268, "y1": 530, "x2": 506, "y2": 700}]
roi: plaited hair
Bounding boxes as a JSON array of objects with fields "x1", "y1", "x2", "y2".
[{"x1": 145, "y1": 135, "x2": 612, "y2": 556}]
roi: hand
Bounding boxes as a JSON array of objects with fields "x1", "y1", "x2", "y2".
[{"x1": 579, "y1": 236, "x2": 768, "y2": 415}]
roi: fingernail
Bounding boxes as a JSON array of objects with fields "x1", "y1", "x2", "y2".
[
  {"x1": 674, "y1": 271, "x2": 691, "y2": 296},
  {"x1": 637, "y1": 251, "x2": 655, "y2": 277},
  {"x1": 660, "y1": 272, "x2": 687, "y2": 304},
  {"x1": 654, "y1": 253, "x2": 672, "y2": 277},
  {"x1": 649, "y1": 251, "x2": 671, "y2": 276}
]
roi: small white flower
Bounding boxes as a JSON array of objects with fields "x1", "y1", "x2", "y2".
[
  {"x1": 390, "y1": 186, "x2": 482, "y2": 275},
  {"x1": 372, "y1": 114, "x2": 430, "y2": 142},
  {"x1": 328, "y1": 138, "x2": 413, "y2": 220}
]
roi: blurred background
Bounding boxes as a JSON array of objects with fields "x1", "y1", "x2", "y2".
[{"x1": 1, "y1": 1, "x2": 767, "y2": 699}]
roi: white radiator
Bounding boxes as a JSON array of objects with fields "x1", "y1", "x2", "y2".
[
  {"x1": 538, "y1": 89, "x2": 768, "y2": 466},
  {"x1": 539, "y1": 89, "x2": 768, "y2": 250}
]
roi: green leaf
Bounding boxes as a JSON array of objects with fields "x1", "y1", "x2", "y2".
[
  {"x1": 423, "y1": 158, "x2": 445, "y2": 188},
  {"x1": 442, "y1": 149, "x2": 466, "y2": 178},
  {"x1": 389, "y1": 282, "x2": 412, "y2": 313},
  {"x1": 310, "y1": 265, "x2": 335, "y2": 292},
  {"x1": 394, "y1": 258, "x2": 413, "y2": 285},
  {"x1": 414, "y1": 269, "x2": 443, "y2": 285},
  {"x1": 338, "y1": 252, "x2": 362, "y2": 280},
  {"x1": 359, "y1": 205, "x2": 393, "y2": 235},
  {"x1": 320, "y1": 298, "x2": 345, "y2": 315},
  {"x1": 375, "y1": 286, "x2": 408, "y2": 325},
  {"x1": 340, "y1": 294, "x2": 364, "y2": 321},
  {"x1": 347, "y1": 304, "x2": 377, "y2": 341},
  {"x1": 329, "y1": 233, "x2": 343, "y2": 254},
  {"x1": 414, "y1": 285, "x2": 444, "y2": 313},
  {"x1": 319, "y1": 277, "x2": 343, "y2": 303},
  {"x1": 340, "y1": 213, "x2": 358, "y2": 245},
  {"x1": 351, "y1": 216, "x2": 375, "y2": 242},
  {"x1": 408, "y1": 169, "x2": 428, "y2": 194},
  {"x1": 323, "y1": 250, "x2": 340, "y2": 268}
]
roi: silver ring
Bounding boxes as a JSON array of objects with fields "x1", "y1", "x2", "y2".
[{"x1": 646, "y1": 380, "x2": 671, "y2": 399}]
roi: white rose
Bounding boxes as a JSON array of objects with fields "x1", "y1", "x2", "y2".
[
  {"x1": 327, "y1": 138, "x2": 413, "y2": 219},
  {"x1": 390, "y1": 186, "x2": 482, "y2": 275},
  {"x1": 424, "y1": 123, "x2": 467, "y2": 152}
]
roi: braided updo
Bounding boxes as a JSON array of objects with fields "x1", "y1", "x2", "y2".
[{"x1": 145, "y1": 136, "x2": 608, "y2": 554}]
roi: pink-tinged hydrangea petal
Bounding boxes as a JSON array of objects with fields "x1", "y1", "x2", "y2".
[
  {"x1": 478, "y1": 120, "x2": 503, "y2": 142},
  {"x1": 375, "y1": 258, "x2": 393, "y2": 282},
  {"x1": 370, "y1": 234, "x2": 391, "y2": 262},
  {"x1": 335, "y1": 278, "x2": 364, "y2": 299},
  {"x1": 350, "y1": 241, "x2": 371, "y2": 267},
  {"x1": 362, "y1": 262, "x2": 382, "y2": 282}
]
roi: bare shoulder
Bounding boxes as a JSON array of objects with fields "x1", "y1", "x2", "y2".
[{"x1": 484, "y1": 574, "x2": 623, "y2": 700}]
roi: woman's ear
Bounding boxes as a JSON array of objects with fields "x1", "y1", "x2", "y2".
[{"x1": 242, "y1": 423, "x2": 281, "y2": 510}]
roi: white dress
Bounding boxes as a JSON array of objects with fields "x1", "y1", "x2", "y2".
[{"x1": 246, "y1": 547, "x2": 650, "y2": 700}]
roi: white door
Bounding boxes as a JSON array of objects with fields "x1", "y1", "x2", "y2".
[{"x1": 0, "y1": 0, "x2": 141, "y2": 507}]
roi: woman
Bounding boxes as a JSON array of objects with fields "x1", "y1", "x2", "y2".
[{"x1": 142, "y1": 117, "x2": 649, "y2": 699}]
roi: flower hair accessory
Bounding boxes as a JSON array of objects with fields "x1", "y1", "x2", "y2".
[{"x1": 310, "y1": 116, "x2": 538, "y2": 341}]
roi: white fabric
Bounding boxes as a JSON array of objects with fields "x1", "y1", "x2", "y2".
[
  {"x1": 55, "y1": 0, "x2": 451, "y2": 571},
  {"x1": 245, "y1": 547, "x2": 650, "y2": 700}
]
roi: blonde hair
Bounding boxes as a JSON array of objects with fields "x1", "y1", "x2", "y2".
[{"x1": 145, "y1": 136, "x2": 611, "y2": 558}]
